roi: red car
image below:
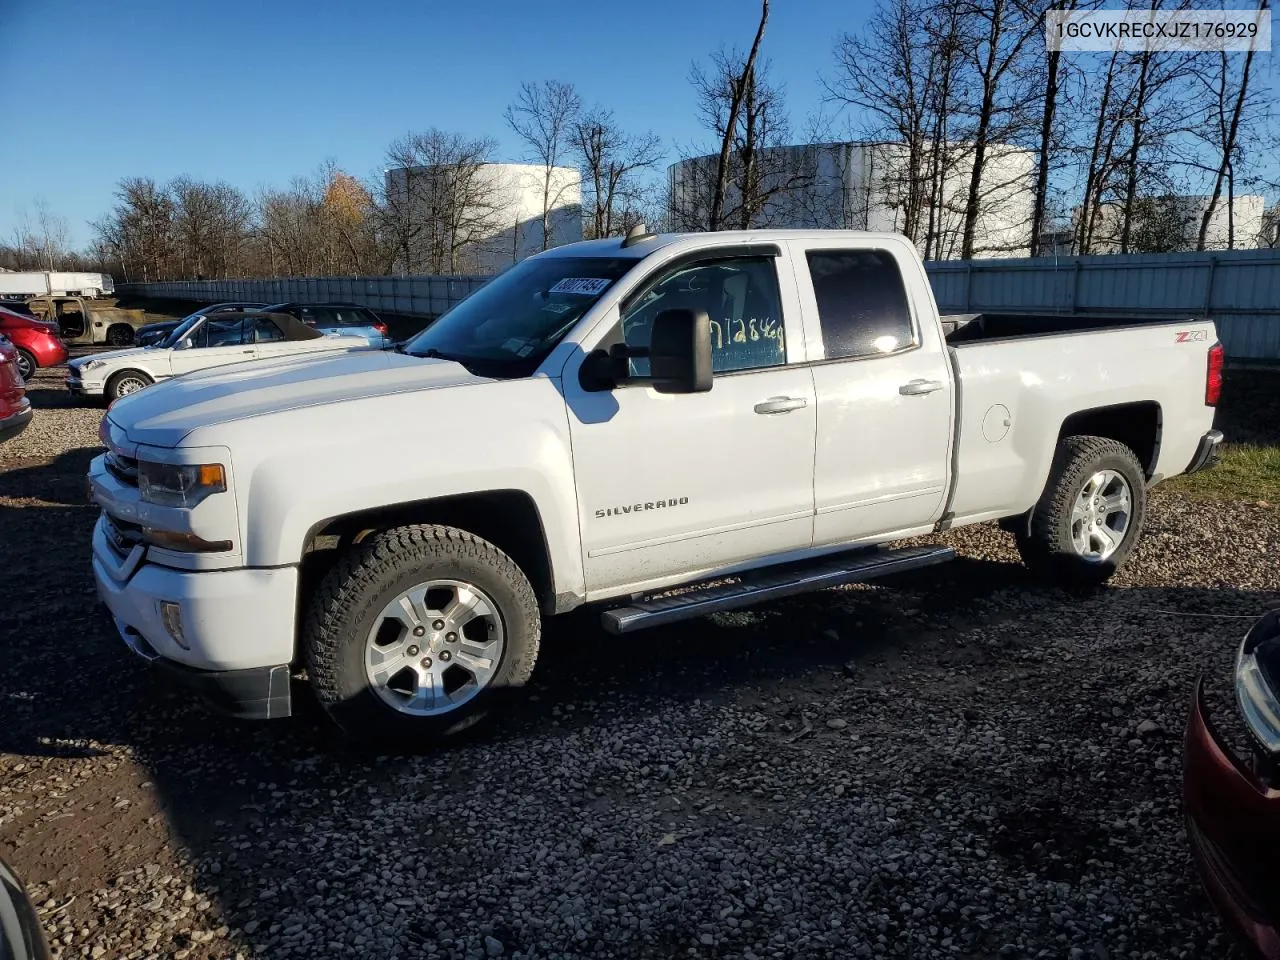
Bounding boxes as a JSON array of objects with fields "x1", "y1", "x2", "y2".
[
  {"x1": 0, "y1": 304, "x2": 68, "y2": 381},
  {"x1": 1184, "y1": 608, "x2": 1280, "y2": 959},
  {"x1": 0, "y1": 333, "x2": 33, "y2": 443}
]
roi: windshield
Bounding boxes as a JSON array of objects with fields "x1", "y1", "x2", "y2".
[
  {"x1": 402, "y1": 256, "x2": 637, "y2": 376},
  {"x1": 162, "y1": 311, "x2": 206, "y2": 348}
]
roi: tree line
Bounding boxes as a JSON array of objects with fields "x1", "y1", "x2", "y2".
[{"x1": 3, "y1": 0, "x2": 1275, "y2": 281}]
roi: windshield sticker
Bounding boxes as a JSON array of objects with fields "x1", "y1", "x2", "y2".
[
  {"x1": 501, "y1": 337, "x2": 532, "y2": 352},
  {"x1": 542, "y1": 302, "x2": 574, "y2": 316},
  {"x1": 516, "y1": 343, "x2": 535, "y2": 357},
  {"x1": 549, "y1": 277, "x2": 611, "y2": 296}
]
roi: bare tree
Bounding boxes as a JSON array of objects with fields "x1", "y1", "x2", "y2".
[
  {"x1": 170, "y1": 178, "x2": 253, "y2": 278},
  {"x1": 954, "y1": 0, "x2": 1041, "y2": 260},
  {"x1": 573, "y1": 108, "x2": 664, "y2": 238},
  {"x1": 678, "y1": 31, "x2": 809, "y2": 231},
  {"x1": 379, "y1": 130, "x2": 507, "y2": 273},
  {"x1": 1193, "y1": 0, "x2": 1268, "y2": 250},
  {"x1": 504, "y1": 81, "x2": 582, "y2": 251},
  {"x1": 699, "y1": 0, "x2": 770, "y2": 230},
  {"x1": 90, "y1": 178, "x2": 176, "y2": 281},
  {"x1": 11, "y1": 199, "x2": 71, "y2": 271},
  {"x1": 828, "y1": 0, "x2": 935, "y2": 243}
]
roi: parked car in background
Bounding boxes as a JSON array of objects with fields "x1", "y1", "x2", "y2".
[
  {"x1": 0, "y1": 334, "x2": 33, "y2": 443},
  {"x1": 1183, "y1": 608, "x2": 1280, "y2": 959},
  {"x1": 261, "y1": 302, "x2": 391, "y2": 347},
  {"x1": 67, "y1": 310, "x2": 368, "y2": 402},
  {"x1": 134, "y1": 302, "x2": 269, "y2": 347},
  {"x1": 0, "y1": 304, "x2": 68, "y2": 380},
  {"x1": 24, "y1": 295, "x2": 147, "y2": 346},
  {"x1": 87, "y1": 227, "x2": 1224, "y2": 744}
]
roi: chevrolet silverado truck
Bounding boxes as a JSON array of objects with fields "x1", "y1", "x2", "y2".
[{"x1": 86, "y1": 228, "x2": 1225, "y2": 745}]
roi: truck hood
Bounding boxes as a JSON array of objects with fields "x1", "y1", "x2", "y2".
[{"x1": 109, "y1": 348, "x2": 492, "y2": 449}]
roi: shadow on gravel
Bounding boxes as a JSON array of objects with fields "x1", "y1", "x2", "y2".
[{"x1": 1, "y1": 370, "x2": 1276, "y2": 957}]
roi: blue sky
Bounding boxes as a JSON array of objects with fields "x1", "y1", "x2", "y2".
[{"x1": 1, "y1": 0, "x2": 870, "y2": 248}]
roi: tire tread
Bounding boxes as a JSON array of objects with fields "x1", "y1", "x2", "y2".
[{"x1": 302, "y1": 523, "x2": 540, "y2": 743}]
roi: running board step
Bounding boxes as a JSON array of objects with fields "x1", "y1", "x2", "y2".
[{"x1": 600, "y1": 544, "x2": 955, "y2": 635}]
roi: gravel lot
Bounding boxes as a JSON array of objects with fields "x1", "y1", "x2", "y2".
[{"x1": 2, "y1": 359, "x2": 1276, "y2": 960}]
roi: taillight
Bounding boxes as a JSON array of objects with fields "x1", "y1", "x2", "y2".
[
  {"x1": 1205, "y1": 341, "x2": 1224, "y2": 407},
  {"x1": 373, "y1": 322, "x2": 388, "y2": 334}
]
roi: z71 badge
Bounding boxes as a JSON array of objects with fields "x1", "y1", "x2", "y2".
[{"x1": 1175, "y1": 330, "x2": 1208, "y2": 343}]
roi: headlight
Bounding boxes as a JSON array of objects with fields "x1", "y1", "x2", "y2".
[
  {"x1": 1236, "y1": 610, "x2": 1280, "y2": 753},
  {"x1": 82, "y1": 359, "x2": 105, "y2": 371},
  {"x1": 138, "y1": 461, "x2": 227, "y2": 507}
]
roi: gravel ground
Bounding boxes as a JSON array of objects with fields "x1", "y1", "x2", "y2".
[{"x1": 2, "y1": 362, "x2": 1276, "y2": 960}]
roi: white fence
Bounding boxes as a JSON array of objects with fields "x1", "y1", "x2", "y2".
[
  {"x1": 117, "y1": 247, "x2": 1280, "y2": 359},
  {"x1": 925, "y1": 248, "x2": 1280, "y2": 360}
]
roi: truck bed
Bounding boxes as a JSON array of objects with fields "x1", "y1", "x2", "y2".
[{"x1": 941, "y1": 312, "x2": 1205, "y2": 345}]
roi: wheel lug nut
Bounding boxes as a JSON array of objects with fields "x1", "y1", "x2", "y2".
[
  {"x1": 413, "y1": 625, "x2": 426, "y2": 637},
  {"x1": 439, "y1": 650, "x2": 451, "y2": 662},
  {"x1": 433, "y1": 619, "x2": 445, "y2": 630},
  {"x1": 421, "y1": 656, "x2": 432, "y2": 668},
  {"x1": 406, "y1": 645, "x2": 419, "y2": 657},
  {"x1": 446, "y1": 632, "x2": 458, "y2": 642}
]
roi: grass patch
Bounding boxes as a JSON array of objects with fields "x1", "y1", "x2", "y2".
[{"x1": 1163, "y1": 442, "x2": 1280, "y2": 504}]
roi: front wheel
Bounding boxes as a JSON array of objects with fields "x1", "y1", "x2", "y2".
[
  {"x1": 1015, "y1": 435, "x2": 1148, "y2": 588},
  {"x1": 105, "y1": 369, "x2": 152, "y2": 402},
  {"x1": 302, "y1": 524, "x2": 541, "y2": 747}
]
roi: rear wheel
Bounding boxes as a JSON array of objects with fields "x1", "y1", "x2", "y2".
[
  {"x1": 14, "y1": 348, "x2": 36, "y2": 381},
  {"x1": 1015, "y1": 435, "x2": 1148, "y2": 588},
  {"x1": 105, "y1": 369, "x2": 152, "y2": 402},
  {"x1": 105, "y1": 324, "x2": 134, "y2": 346},
  {"x1": 303, "y1": 524, "x2": 541, "y2": 747}
]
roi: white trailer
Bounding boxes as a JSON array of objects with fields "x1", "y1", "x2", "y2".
[{"x1": 0, "y1": 271, "x2": 114, "y2": 299}]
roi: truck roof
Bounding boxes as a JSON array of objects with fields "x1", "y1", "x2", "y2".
[{"x1": 538, "y1": 229, "x2": 914, "y2": 260}]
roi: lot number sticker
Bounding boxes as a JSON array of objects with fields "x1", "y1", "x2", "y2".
[{"x1": 550, "y1": 277, "x2": 611, "y2": 296}]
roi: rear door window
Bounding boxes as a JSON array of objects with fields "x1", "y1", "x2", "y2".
[
  {"x1": 804, "y1": 250, "x2": 915, "y2": 360},
  {"x1": 253, "y1": 317, "x2": 287, "y2": 342}
]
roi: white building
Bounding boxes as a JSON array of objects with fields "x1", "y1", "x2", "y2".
[
  {"x1": 1083, "y1": 194, "x2": 1269, "y2": 253},
  {"x1": 667, "y1": 141, "x2": 1036, "y2": 260},
  {"x1": 384, "y1": 162, "x2": 582, "y2": 275}
]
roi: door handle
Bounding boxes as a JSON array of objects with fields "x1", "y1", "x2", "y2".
[
  {"x1": 242, "y1": 349, "x2": 255, "y2": 354},
  {"x1": 899, "y1": 379, "x2": 943, "y2": 396},
  {"x1": 754, "y1": 396, "x2": 808, "y2": 415}
]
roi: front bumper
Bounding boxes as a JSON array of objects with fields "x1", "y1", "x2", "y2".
[
  {"x1": 65, "y1": 373, "x2": 103, "y2": 397},
  {"x1": 1183, "y1": 678, "x2": 1280, "y2": 959},
  {"x1": 0, "y1": 403, "x2": 32, "y2": 443},
  {"x1": 91, "y1": 513, "x2": 299, "y2": 719},
  {"x1": 1186, "y1": 428, "x2": 1225, "y2": 475}
]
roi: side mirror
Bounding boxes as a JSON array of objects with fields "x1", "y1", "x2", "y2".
[
  {"x1": 578, "y1": 309, "x2": 714, "y2": 394},
  {"x1": 648, "y1": 308, "x2": 712, "y2": 394}
]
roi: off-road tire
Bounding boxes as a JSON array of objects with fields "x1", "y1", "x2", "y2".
[
  {"x1": 14, "y1": 348, "x2": 37, "y2": 382},
  {"x1": 105, "y1": 369, "x2": 153, "y2": 402},
  {"x1": 303, "y1": 524, "x2": 541, "y2": 747},
  {"x1": 1015, "y1": 435, "x2": 1147, "y2": 588}
]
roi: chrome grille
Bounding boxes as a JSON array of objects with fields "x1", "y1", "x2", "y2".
[{"x1": 102, "y1": 514, "x2": 143, "y2": 558}]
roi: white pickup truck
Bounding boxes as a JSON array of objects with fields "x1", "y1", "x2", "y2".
[{"x1": 87, "y1": 228, "x2": 1224, "y2": 745}]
